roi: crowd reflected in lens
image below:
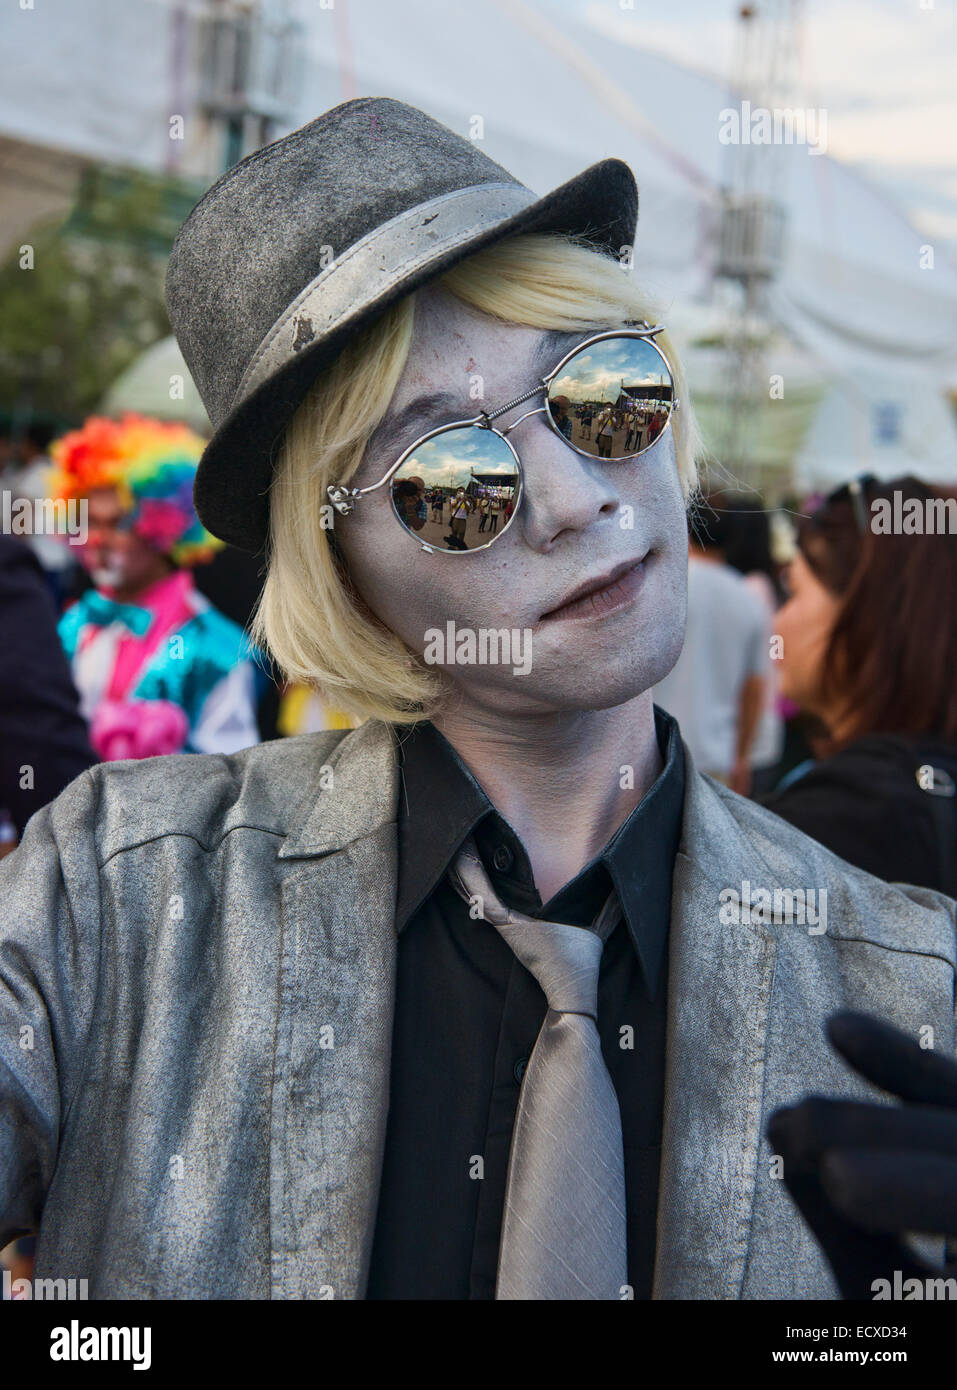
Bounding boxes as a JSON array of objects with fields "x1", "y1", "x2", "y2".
[
  {"x1": 546, "y1": 335, "x2": 673, "y2": 460},
  {"x1": 390, "y1": 428, "x2": 519, "y2": 550},
  {"x1": 388, "y1": 336, "x2": 673, "y2": 550}
]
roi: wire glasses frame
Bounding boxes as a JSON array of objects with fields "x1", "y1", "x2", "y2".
[{"x1": 326, "y1": 324, "x2": 680, "y2": 554}]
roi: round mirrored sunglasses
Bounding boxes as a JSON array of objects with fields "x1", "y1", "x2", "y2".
[{"x1": 327, "y1": 329, "x2": 677, "y2": 554}]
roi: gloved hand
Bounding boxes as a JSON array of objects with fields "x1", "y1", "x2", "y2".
[{"x1": 767, "y1": 1010, "x2": 957, "y2": 1300}]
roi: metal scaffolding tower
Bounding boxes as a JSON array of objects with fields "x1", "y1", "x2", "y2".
[{"x1": 710, "y1": 1, "x2": 804, "y2": 497}]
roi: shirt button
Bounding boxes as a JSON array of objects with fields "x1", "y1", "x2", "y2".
[
  {"x1": 493, "y1": 843, "x2": 514, "y2": 872},
  {"x1": 513, "y1": 1056, "x2": 529, "y2": 1083}
]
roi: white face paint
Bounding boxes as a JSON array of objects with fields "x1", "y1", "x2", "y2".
[
  {"x1": 90, "y1": 563, "x2": 126, "y2": 590},
  {"x1": 335, "y1": 284, "x2": 689, "y2": 718}
]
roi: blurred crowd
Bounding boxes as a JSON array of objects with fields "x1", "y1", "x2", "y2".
[
  {"x1": 0, "y1": 412, "x2": 363, "y2": 860},
  {"x1": 654, "y1": 480, "x2": 957, "y2": 895}
]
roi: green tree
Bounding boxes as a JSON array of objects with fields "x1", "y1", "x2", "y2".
[{"x1": 0, "y1": 167, "x2": 200, "y2": 427}]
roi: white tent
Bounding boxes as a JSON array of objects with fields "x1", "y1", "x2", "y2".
[
  {"x1": 3, "y1": 0, "x2": 956, "y2": 486},
  {"x1": 100, "y1": 337, "x2": 210, "y2": 434},
  {"x1": 290, "y1": 0, "x2": 957, "y2": 486}
]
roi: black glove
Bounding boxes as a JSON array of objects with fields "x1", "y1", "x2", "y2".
[{"x1": 767, "y1": 1010, "x2": 957, "y2": 1300}]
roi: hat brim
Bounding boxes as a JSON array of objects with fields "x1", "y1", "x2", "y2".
[{"x1": 193, "y1": 157, "x2": 638, "y2": 553}]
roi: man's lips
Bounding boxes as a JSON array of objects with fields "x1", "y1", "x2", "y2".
[{"x1": 537, "y1": 555, "x2": 650, "y2": 624}]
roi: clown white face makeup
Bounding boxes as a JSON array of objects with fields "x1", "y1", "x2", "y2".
[
  {"x1": 82, "y1": 487, "x2": 174, "y2": 601},
  {"x1": 336, "y1": 283, "x2": 688, "y2": 724}
]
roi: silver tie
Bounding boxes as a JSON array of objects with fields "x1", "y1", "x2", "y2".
[{"x1": 448, "y1": 834, "x2": 628, "y2": 1300}]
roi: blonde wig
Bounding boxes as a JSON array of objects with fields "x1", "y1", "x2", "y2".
[{"x1": 251, "y1": 233, "x2": 704, "y2": 725}]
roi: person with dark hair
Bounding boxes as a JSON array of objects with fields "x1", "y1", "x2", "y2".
[
  {"x1": 391, "y1": 474, "x2": 427, "y2": 533},
  {"x1": 763, "y1": 475, "x2": 957, "y2": 894},
  {"x1": 551, "y1": 394, "x2": 573, "y2": 441},
  {"x1": 721, "y1": 497, "x2": 783, "y2": 602},
  {"x1": 21, "y1": 423, "x2": 56, "y2": 456},
  {"x1": 0, "y1": 534, "x2": 97, "y2": 841},
  {"x1": 595, "y1": 408, "x2": 614, "y2": 458}
]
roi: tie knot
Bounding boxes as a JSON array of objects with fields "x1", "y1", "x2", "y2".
[
  {"x1": 448, "y1": 837, "x2": 620, "y2": 1017},
  {"x1": 501, "y1": 917, "x2": 605, "y2": 1015}
]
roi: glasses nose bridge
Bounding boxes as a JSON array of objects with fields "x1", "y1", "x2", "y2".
[{"x1": 497, "y1": 402, "x2": 548, "y2": 441}]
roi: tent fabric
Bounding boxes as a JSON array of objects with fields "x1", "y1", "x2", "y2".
[{"x1": 2, "y1": 0, "x2": 955, "y2": 488}]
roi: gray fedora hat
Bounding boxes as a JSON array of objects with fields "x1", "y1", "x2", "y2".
[{"x1": 166, "y1": 96, "x2": 638, "y2": 554}]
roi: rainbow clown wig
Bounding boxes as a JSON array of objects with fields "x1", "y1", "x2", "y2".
[{"x1": 50, "y1": 413, "x2": 223, "y2": 567}]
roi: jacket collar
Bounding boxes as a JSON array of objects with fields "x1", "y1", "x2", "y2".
[
  {"x1": 271, "y1": 717, "x2": 401, "y2": 1299},
  {"x1": 277, "y1": 718, "x2": 400, "y2": 860},
  {"x1": 391, "y1": 708, "x2": 684, "y2": 994}
]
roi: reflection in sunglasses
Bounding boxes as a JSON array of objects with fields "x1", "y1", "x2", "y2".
[
  {"x1": 547, "y1": 335, "x2": 673, "y2": 462},
  {"x1": 332, "y1": 330, "x2": 678, "y2": 553},
  {"x1": 390, "y1": 432, "x2": 519, "y2": 551}
]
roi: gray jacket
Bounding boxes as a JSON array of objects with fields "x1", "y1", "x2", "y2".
[{"x1": 1, "y1": 718, "x2": 954, "y2": 1299}]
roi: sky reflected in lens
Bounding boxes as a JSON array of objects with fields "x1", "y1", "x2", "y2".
[
  {"x1": 548, "y1": 337, "x2": 674, "y2": 459},
  {"x1": 390, "y1": 427, "x2": 519, "y2": 550}
]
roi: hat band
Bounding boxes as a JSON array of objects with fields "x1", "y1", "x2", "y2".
[{"x1": 233, "y1": 181, "x2": 538, "y2": 410}]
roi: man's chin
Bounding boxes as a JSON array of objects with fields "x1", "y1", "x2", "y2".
[
  {"x1": 453, "y1": 668, "x2": 657, "y2": 718},
  {"x1": 538, "y1": 674, "x2": 654, "y2": 713},
  {"x1": 527, "y1": 641, "x2": 683, "y2": 713}
]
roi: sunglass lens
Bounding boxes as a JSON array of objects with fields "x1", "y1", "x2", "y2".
[
  {"x1": 547, "y1": 336, "x2": 674, "y2": 459},
  {"x1": 390, "y1": 427, "x2": 519, "y2": 551}
]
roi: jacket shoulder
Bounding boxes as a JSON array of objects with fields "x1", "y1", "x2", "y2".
[
  {"x1": 702, "y1": 774, "x2": 956, "y2": 963},
  {"x1": 83, "y1": 731, "x2": 352, "y2": 862}
]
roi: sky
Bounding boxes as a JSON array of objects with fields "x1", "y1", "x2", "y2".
[
  {"x1": 574, "y1": 0, "x2": 957, "y2": 244},
  {"x1": 287, "y1": 0, "x2": 956, "y2": 249},
  {"x1": 290, "y1": 0, "x2": 957, "y2": 248}
]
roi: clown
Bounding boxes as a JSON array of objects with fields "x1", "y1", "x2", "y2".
[{"x1": 50, "y1": 413, "x2": 263, "y2": 760}]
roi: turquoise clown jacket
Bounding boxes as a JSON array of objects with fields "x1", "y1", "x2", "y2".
[{"x1": 58, "y1": 568, "x2": 265, "y2": 758}]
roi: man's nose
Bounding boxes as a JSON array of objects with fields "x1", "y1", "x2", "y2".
[{"x1": 513, "y1": 418, "x2": 621, "y2": 552}]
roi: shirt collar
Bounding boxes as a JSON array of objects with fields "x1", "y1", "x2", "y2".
[{"x1": 392, "y1": 706, "x2": 685, "y2": 996}]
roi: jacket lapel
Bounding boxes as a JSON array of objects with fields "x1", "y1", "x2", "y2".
[
  {"x1": 267, "y1": 724, "x2": 779, "y2": 1299},
  {"x1": 653, "y1": 759, "x2": 777, "y2": 1299},
  {"x1": 271, "y1": 719, "x2": 400, "y2": 1299}
]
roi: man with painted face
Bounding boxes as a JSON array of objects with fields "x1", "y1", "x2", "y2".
[{"x1": 0, "y1": 99, "x2": 955, "y2": 1301}]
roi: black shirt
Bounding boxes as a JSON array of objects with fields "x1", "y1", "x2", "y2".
[{"x1": 366, "y1": 707, "x2": 686, "y2": 1300}]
